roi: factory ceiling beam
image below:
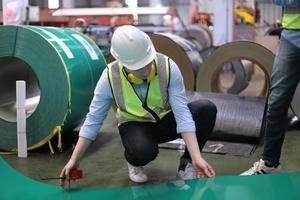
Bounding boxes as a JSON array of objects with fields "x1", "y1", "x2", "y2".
[{"x1": 52, "y1": 7, "x2": 168, "y2": 16}]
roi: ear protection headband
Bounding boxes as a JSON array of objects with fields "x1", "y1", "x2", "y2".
[{"x1": 127, "y1": 62, "x2": 156, "y2": 84}]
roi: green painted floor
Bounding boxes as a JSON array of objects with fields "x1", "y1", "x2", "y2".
[{"x1": 0, "y1": 110, "x2": 300, "y2": 200}]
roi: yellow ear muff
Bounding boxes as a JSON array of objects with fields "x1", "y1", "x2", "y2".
[
  {"x1": 127, "y1": 63, "x2": 156, "y2": 84},
  {"x1": 128, "y1": 73, "x2": 144, "y2": 84},
  {"x1": 147, "y1": 63, "x2": 156, "y2": 82}
]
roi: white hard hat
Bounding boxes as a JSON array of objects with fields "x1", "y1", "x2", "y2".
[{"x1": 110, "y1": 25, "x2": 156, "y2": 70}]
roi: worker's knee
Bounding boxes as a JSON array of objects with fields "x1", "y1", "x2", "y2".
[
  {"x1": 125, "y1": 143, "x2": 158, "y2": 166},
  {"x1": 188, "y1": 99, "x2": 217, "y2": 121}
]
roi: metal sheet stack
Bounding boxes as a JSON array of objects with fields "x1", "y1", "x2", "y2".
[{"x1": 187, "y1": 91, "x2": 266, "y2": 144}]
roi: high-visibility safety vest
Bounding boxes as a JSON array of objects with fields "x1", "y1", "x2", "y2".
[
  {"x1": 108, "y1": 53, "x2": 172, "y2": 125},
  {"x1": 283, "y1": 7, "x2": 300, "y2": 29}
]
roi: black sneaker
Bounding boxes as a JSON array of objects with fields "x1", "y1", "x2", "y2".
[{"x1": 240, "y1": 159, "x2": 282, "y2": 175}]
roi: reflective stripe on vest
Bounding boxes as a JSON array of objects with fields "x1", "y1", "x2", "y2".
[
  {"x1": 108, "y1": 53, "x2": 171, "y2": 124},
  {"x1": 283, "y1": 7, "x2": 300, "y2": 29}
]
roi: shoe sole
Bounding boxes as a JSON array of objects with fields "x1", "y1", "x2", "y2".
[{"x1": 129, "y1": 177, "x2": 148, "y2": 183}]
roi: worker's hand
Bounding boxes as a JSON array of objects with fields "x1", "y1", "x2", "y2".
[
  {"x1": 192, "y1": 157, "x2": 216, "y2": 178},
  {"x1": 59, "y1": 159, "x2": 79, "y2": 187}
]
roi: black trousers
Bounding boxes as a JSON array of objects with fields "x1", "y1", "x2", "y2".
[{"x1": 118, "y1": 100, "x2": 217, "y2": 167}]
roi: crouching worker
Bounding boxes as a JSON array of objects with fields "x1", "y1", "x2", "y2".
[{"x1": 60, "y1": 25, "x2": 217, "y2": 184}]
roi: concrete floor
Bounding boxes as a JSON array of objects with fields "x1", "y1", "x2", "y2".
[
  {"x1": 2, "y1": 108, "x2": 300, "y2": 189},
  {"x1": 2, "y1": 66, "x2": 300, "y2": 188}
]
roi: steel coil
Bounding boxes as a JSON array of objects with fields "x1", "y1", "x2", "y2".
[
  {"x1": 196, "y1": 41, "x2": 275, "y2": 96},
  {"x1": 0, "y1": 26, "x2": 106, "y2": 151}
]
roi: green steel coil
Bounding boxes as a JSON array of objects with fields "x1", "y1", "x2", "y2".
[{"x1": 0, "y1": 25, "x2": 106, "y2": 152}]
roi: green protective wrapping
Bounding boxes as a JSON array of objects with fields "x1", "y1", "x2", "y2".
[
  {"x1": 0, "y1": 26, "x2": 106, "y2": 151},
  {"x1": 0, "y1": 157, "x2": 300, "y2": 200}
]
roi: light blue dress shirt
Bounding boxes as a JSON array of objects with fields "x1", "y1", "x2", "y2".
[{"x1": 79, "y1": 59, "x2": 196, "y2": 141}]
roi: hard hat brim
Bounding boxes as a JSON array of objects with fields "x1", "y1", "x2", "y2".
[{"x1": 117, "y1": 45, "x2": 156, "y2": 71}]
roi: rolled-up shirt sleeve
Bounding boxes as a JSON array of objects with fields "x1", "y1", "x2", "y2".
[
  {"x1": 79, "y1": 68, "x2": 113, "y2": 140},
  {"x1": 168, "y1": 59, "x2": 196, "y2": 133}
]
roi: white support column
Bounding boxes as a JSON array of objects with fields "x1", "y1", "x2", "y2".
[
  {"x1": 126, "y1": 0, "x2": 138, "y2": 24},
  {"x1": 16, "y1": 81, "x2": 27, "y2": 158},
  {"x1": 213, "y1": 0, "x2": 234, "y2": 46},
  {"x1": 149, "y1": 0, "x2": 163, "y2": 25}
]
